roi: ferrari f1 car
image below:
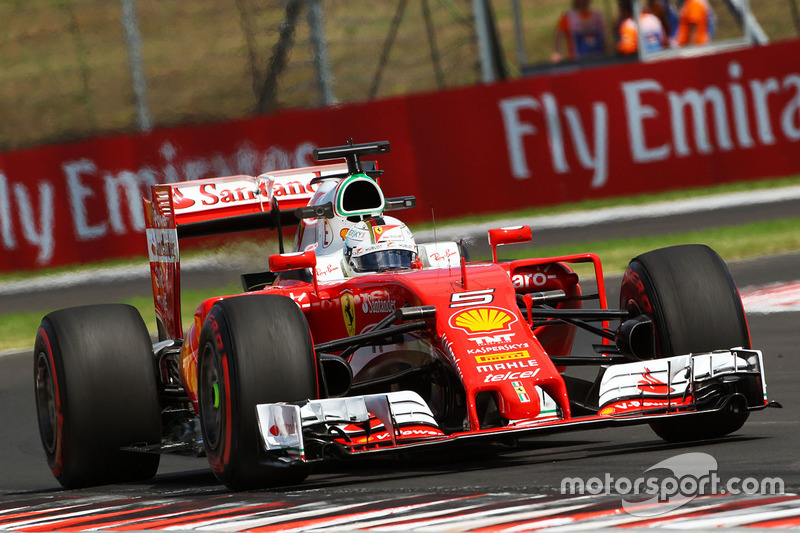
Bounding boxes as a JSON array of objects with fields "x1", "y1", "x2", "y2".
[{"x1": 34, "y1": 141, "x2": 771, "y2": 490}]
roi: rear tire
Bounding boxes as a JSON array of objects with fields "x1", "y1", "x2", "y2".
[
  {"x1": 34, "y1": 304, "x2": 161, "y2": 488},
  {"x1": 619, "y1": 244, "x2": 751, "y2": 442},
  {"x1": 198, "y1": 294, "x2": 318, "y2": 490}
]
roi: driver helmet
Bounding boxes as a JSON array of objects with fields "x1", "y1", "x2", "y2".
[{"x1": 343, "y1": 216, "x2": 417, "y2": 275}]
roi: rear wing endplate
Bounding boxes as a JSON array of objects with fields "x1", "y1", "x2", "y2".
[{"x1": 143, "y1": 162, "x2": 358, "y2": 340}]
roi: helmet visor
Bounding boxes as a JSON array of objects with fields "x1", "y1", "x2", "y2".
[{"x1": 354, "y1": 250, "x2": 415, "y2": 273}]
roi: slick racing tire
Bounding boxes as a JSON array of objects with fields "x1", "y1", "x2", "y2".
[
  {"x1": 33, "y1": 304, "x2": 161, "y2": 488},
  {"x1": 198, "y1": 294, "x2": 318, "y2": 490},
  {"x1": 619, "y1": 244, "x2": 751, "y2": 443}
]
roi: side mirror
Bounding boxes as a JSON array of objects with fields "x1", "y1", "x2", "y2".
[
  {"x1": 268, "y1": 250, "x2": 317, "y2": 273},
  {"x1": 487, "y1": 225, "x2": 532, "y2": 262},
  {"x1": 295, "y1": 202, "x2": 335, "y2": 220}
]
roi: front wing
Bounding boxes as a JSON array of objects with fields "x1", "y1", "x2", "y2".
[{"x1": 255, "y1": 349, "x2": 767, "y2": 467}]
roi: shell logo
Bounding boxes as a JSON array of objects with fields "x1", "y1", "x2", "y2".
[{"x1": 449, "y1": 307, "x2": 517, "y2": 334}]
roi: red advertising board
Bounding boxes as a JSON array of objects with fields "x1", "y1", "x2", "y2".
[{"x1": 1, "y1": 39, "x2": 799, "y2": 272}]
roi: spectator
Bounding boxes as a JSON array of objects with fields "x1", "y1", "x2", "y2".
[
  {"x1": 675, "y1": 0, "x2": 715, "y2": 45},
  {"x1": 646, "y1": 0, "x2": 678, "y2": 40},
  {"x1": 616, "y1": 0, "x2": 667, "y2": 55},
  {"x1": 552, "y1": 0, "x2": 607, "y2": 62}
]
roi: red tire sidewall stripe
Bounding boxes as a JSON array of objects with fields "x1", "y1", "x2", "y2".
[
  {"x1": 206, "y1": 311, "x2": 235, "y2": 476},
  {"x1": 621, "y1": 265, "x2": 664, "y2": 356},
  {"x1": 308, "y1": 330, "x2": 319, "y2": 398},
  {"x1": 38, "y1": 326, "x2": 63, "y2": 477},
  {"x1": 221, "y1": 353, "x2": 233, "y2": 470}
]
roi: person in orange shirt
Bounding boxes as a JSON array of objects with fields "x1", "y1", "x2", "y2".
[
  {"x1": 552, "y1": 0, "x2": 607, "y2": 62},
  {"x1": 616, "y1": 0, "x2": 667, "y2": 56},
  {"x1": 675, "y1": 0, "x2": 714, "y2": 45}
]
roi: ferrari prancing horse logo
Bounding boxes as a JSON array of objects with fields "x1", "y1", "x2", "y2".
[{"x1": 341, "y1": 293, "x2": 356, "y2": 336}]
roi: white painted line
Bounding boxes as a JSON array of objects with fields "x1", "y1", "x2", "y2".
[
  {"x1": 0, "y1": 348, "x2": 28, "y2": 358},
  {"x1": 741, "y1": 280, "x2": 800, "y2": 314},
  {"x1": 0, "y1": 256, "x2": 229, "y2": 296}
]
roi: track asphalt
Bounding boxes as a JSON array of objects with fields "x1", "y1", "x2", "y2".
[{"x1": 0, "y1": 187, "x2": 798, "y2": 530}]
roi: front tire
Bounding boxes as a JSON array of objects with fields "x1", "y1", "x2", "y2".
[
  {"x1": 198, "y1": 294, "x2": 318, "y2": 490},
  {"x1": 619, "y1": 244, "x2": 751, "y2": 442},
  {"x1": 34, "y1": 304, "x2": 161, "y2": 488}
]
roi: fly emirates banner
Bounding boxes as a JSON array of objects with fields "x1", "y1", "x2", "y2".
[{"x1": 1, "y1": 39, "x2": 799, "y2": 271}]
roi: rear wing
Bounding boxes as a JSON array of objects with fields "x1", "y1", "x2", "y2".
[
  {"x1": 155, "y1": 162, "x2": 358, "y2": 237},
  {"x1": 143, "y1": 161, "x2": 357, "y2": 340}
]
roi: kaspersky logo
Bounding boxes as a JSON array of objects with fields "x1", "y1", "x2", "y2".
[{"x1": 449, "y1": 307, "x2": 517, "y2": 334}]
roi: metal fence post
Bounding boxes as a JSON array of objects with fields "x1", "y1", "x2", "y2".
[
  {"x1": 307, "y1": 0, "x2": 337, "y2": 106},
  {"x1": 511, "y1": 0, "x2": 527, "y2": 68},
  {"x1": 472, "y1": 0, "x2": 496, "y2": 83},
  {"x1": 119, "y1": 0, "x2": 151, "y2": 132},
  {"x1": 791, "y1": 0, "x2": 800, "y2": 35}
]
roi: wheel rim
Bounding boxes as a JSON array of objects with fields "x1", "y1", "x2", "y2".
[
  {"x1": 199, "y1": 342, "x2": 223, "y2": 451},
  {"x1": 35, "y1": 351, "x2": 58, "y2": 454}
]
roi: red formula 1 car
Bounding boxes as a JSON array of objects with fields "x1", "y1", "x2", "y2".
[{"x1": 34, "y1": 141, "x2": 770, "y2": 490}]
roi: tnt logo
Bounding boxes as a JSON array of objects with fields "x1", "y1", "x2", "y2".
[{"x1": 468, "y1": 334, "x2": 515, "y2": 346}]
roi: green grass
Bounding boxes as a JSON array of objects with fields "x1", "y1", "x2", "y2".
[
  {"x1": 498, "y1": 217, "x2": 800, "y2": 276},
  {"x1": 4, "y1": 215, "x2": 799, "y2": 353},
  {"x1": 424, "y1": 175, "x2": 800, "y2": 231},
  {"x1": 4, "y1": 281, "x2": 242, "y2": 355},
  {"x1": 126, "y1": 283, "x2": 244, "y2": 340},
  {"x1": 0, "y1": 311, "x2": 48, "y2": 352}
]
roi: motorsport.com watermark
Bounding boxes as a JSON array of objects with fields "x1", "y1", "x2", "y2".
[{"x1": 561, "y1": 452, "x2": 784, "y2": 516}]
